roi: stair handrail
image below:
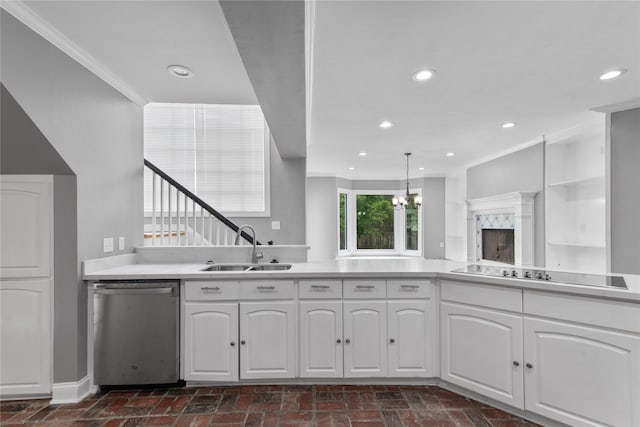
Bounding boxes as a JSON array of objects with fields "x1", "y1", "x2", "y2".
[{"x1": 144, "y1": 159, "x2": 260, "y2": 245}]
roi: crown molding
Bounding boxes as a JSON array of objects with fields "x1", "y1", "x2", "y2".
[
  {"x1": 1, "y1": 1, "x2": 148, "y2": 106},
  {"x1": 591, "y1": 98, "x2": 640, "y2": 114}
]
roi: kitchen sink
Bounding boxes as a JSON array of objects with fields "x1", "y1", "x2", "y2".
[{"x1": 201, "y1": 264, "x2": 292, "y2": 272}]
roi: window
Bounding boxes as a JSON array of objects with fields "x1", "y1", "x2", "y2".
[
  {"x1": 144, "y1": 103, "x2": 269, "y2": 216},
  {"x1": 338, "y1": 189, "x2": 422, "y2": 256}
]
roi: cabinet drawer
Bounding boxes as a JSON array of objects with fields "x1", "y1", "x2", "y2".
[
  {"x1": 387, "y1": 280, "x2": 432, "y2": 299},
  {"x1": 343, "y1": 280, "x2": 386, "y2": 299},
  {"x1": 441, "y1": 280, "x2": 522, "y2": 312},
  {"x1": 299, "y1": 280, "x2": 342, "y2": 299},
  {"x1": 240, "y1": 280, "x2": 294, "y2": 300},
  {"x1": 184, "y1": 281, "x2": 240, "y2": 301},
  {"x1": 524, "y1": 290, "x2": 640, "y2": 333}
]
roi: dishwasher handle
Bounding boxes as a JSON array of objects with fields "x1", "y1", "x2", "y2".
[{"x1": 94, "y1": 287, "x2": 175, "y2": 296}]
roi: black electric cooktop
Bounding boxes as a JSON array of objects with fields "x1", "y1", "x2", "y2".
[{"x1": 452, "y1": 264, "x2": 627, "y2": 289}]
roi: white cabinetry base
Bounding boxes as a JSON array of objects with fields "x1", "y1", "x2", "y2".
[{"x1": 50, "y1": 376, "x2": 91, "y2": 404}]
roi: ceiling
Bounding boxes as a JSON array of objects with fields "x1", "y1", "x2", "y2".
[
  {"x1": 18, "y1": 0, "x2": 258, "y2": 105},
  {"x1": 5, "y1": 1, "x2": 640, "y2": 179},
  {"x1": 308, "y1": 1, "x2": 640, "y2": 179}
]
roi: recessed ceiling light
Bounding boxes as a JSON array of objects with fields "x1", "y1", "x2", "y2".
[
  {"x1": 348, "y1": 167, "x2": 355, "y2": 171},
  {"x1": 599, "y1": 69, "x2": 627, "y2": 80},
  {"x1": 379, "y1": 120, "x2": 394, "y2": 129},
  {"x1": 418, "y1": 167, "x2": 425, "y2": 171},
  {"x1": 359, "y1": 152, "x2": 367, "y2": 156},
  {"x1": 167, "y1": 65, "x2": 194, "y2": 79},
  {"x1": 502, "y1": 122, "x2": 516, "y2": 129},
  {"x1": 412, "y1": 69, "x2": 435, "y2": 81},
  {"x1": 446, "y1": 152, "x2": 456, "y2": 157}
]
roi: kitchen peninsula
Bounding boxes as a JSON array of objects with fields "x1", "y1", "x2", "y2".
[{"x1": 84, "y1": 254, "x2": 640, "y2": 427}]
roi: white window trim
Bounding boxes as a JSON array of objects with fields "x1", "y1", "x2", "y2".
[{"x1": 337, "y1": 188, "x2": 423, "y2": 257}]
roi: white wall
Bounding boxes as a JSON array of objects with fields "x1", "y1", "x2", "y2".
[
  {"x1": 1, "y1": 11, "x2": 143, "y2": 383},
  {"x1": 445, "y1": 170, "x2": 467, "y2": 261}
]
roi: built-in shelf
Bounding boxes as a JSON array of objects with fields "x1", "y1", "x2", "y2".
[
  {"x1": 547, "y1": 241, "x2": 606, "y2": 248},
  {"x1": 547, "y1": 175, "x2": 604, "y2": 188}
]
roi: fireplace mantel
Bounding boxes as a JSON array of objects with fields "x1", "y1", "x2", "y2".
[{"x1": 466, "y1": 192, "x2": 537, "y2": 266}]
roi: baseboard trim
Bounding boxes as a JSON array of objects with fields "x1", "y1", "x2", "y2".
[{"x1": 50, "y1": 376, "x2": 91, "y2": 404}]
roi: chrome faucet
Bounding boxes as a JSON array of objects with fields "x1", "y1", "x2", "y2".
[{"x1": 234, "y1": 224, "x2": 263, "y2": 264}]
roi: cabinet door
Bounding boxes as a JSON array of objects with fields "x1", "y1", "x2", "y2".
[
  {"x1": 524, "y1": 318, "x2": 640, "y2": 427},
  {"x1": 0, "y1": 177, "x2": 52, "y2": 278},
  {"x1": 343, "y1": 301, "x2": 387, "y2": 377},
  {"x1": 240, "y1": 302, "x2": 295, "y2": 379},
  {"x1": 0, "y1": 279, "x2": 52, "y2": 395},
  {"x1": 441, "y1": 302, "x2": 524, "y2": 408},
  {"x1": 183, "y1": 303, "x2": 238, "y2": 381},
  {"x1": 388, "y1": 300, "x2": 434, "y2": 377},
  {"x1": 299, "y1": 301, "x2": 343, "y2": 378}
]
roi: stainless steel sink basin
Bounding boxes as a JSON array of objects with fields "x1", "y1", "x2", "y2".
[
  {"x1": 201, "y1": 264, "x2": 292, "y2": 272},
  {"x1": 248, "y1": 264, "x2": 292, "y2": 271}
]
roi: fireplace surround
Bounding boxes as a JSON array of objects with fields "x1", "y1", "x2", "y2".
[{"x1": 466, "y1": 192, "x2": 537, "y2": 267}]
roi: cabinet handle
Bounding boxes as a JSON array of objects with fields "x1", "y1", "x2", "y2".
[
  {"x1": 526, "y1": 363, "x2": 533, "y2": 369},
  {"x1": 230, "y1": 342, "x2": 236, "y2": 347},
  {"x1": 355, "y1": 285, "x2": 375, "y2": 289},
  {"x1": 311, "y1": 285, "x2": 330, "y2": 289},
  {"x1": 389, "y1": 338, "x2": 395, "y2": 343},
  {"x1": 513, "y1": 361, "x2": 519, "y2": 367},
  {"x1": 257, "y1": 285, "x2": 275, "y2": 290},
  {"x1": 345, "y1": 339, "x2": 351, "y2": 344},
  {"x1": 400, "y1": 285, "x2": 420, "y2": 289},
  {"x1": 201, "y1": 286, "x2": 220, "y2": 291},
  {"x1": 336, "y1": 339, "x2": 342, "y2": 344},
  {"x1": 241, "y1": 340, "x2": 246, "y2": 345}
]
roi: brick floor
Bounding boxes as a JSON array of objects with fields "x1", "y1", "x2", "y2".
[{"x1": 0, "y1": 385, "x2": 540, "y2": 427}]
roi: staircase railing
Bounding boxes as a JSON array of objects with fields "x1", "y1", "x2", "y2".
[{"x1": 144, "y1": 159, "x2": 259, "y2": 246}]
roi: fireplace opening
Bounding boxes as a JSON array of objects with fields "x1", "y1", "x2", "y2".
[{"x1": 482, "y1": 229, "x2": 515, "y2": 265}]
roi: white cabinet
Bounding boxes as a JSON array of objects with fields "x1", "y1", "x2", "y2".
[
  {"x1": 239, "y1": 302, "x2": 295, "y2": 379},
  {"x1": 343, "y1": 301, "x2": 387, "y2": 377},
  {"x1": 441, "y1": 302, "x2": 524, "y2": 409},
  {"x1": 524, "y1": 318, "x2": 640, "y2": 427},
  {"x1": 183, "y1": 303, "x2": 238, "y2": 382},
  {"x1": 0, "y1": 176, "x2": 52, "y2": 397},
  {"x1": 0, "y1": 279, "x2": 52, "y2": 396},
  {"x1": 387, "y1": 300, "x2": 433, "y2": 378},
  {"x1": 299, "y1": 301, "x2": 343, "y2": 378}
]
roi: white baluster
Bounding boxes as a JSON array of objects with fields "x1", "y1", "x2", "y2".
[
  {"x1": 151, "y1": 172, "x2": 157, "y2": 246},
  {"x1": 175, "y1": 191, "x2": 181, "y2": 246},
  {"x1": 160, "y1": 179, "x2": 164, "y2": 245},
  {"x1": 184, "y1": 194, "x2": 188, "y2": 245},
  {"x1": 168, "y1": 186, "x2": 172, "y2": 245},
  {"x1": 200, "y1": 206, "x2": 205, "y2": 245},
  {"x1": 216, "y1": 221, "x2": 221, "y2": 245},
  {"x1": 208, "y1": 214, "x2": 213, "y2": 245},
  {"x1": 192, "y1": 200, "x2": 196, "y2": 245}
]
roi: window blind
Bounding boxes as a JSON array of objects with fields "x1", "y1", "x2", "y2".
[{"x1": 144, "y1": 103, "x2": 267, "y2": 214}]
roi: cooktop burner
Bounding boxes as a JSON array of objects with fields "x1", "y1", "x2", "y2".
[{"x1": 452, "y1": 264, "x2": 627, "y2": 289}]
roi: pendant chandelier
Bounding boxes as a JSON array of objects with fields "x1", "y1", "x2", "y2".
[{"x1": 392, "y1": 153, "x2": 422, "y2": 209}]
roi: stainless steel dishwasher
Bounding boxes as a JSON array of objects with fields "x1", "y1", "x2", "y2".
[{"x1": 93, "y1": 280, "x2": 179, "y2": 386}]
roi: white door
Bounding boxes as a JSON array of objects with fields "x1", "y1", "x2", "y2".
[
  {"x1": 343, "y1": 301, "x2": 387, "y2": 377},
  {"x1": 524, "y1": 318, "x2": 640, "y2": 427},
  {"x1": 441, "y1": 302, "x2": 524, "y2": 409},
  {"x1": 299, "y1": 301, "x2": 343, "y2": 378},
  {"x1": 183, "y1": 303, "x2": 238, "y2": 382},
  {"x1": 388, "y1": 300, "x2": 433, "y2": 377},
  {"x1": 240, "y1": 302, "x2": 295, "y2": 379},
  {"x1": 0, "y1": 176, "x2": 52, "y2": 396}
]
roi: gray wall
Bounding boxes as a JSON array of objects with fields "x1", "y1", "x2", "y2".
[
  {"x1": 229, "y1": 137, "x2": 306, "y2": 245},
  {"x1": 610, "y1": 107, "x2": 640, "y2": 274},
  {"x1": 467, "y1": 143, "x2": 545, "y2": 266},
  {"x1": 306, "y1": 176, "x2": 446, "y2": 261},
  {"x1": 1, "y1": 11, "x2": 143, "y2": 382}
]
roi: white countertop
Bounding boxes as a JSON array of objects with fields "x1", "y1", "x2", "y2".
[{"x1": 83, "y1": 255, "x2": 640, "y2": 302}]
